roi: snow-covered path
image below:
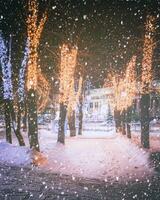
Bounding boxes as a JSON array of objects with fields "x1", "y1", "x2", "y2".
[
  {"x1": 0, "y1": 127, "x2": 154, "y2": 181},
  {"x1": 38, "y1": 131, "x2": 153, "y2": 181}
]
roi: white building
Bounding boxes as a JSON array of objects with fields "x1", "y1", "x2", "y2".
[
  {"x1": 83, "y1": 88, "x2": 114, "y2": 122},
  {"x1": 83, "y1": 80, "x2": 160, "y2": 122},
  {"x1": 47, "y1": 80, "x2": 160, "y2": 124}
]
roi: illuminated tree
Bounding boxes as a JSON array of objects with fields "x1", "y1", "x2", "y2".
[
  {"x1": 58, "y1": 44, "x2": 78, "y2": 143},
  {"x1": 26, "y1": 0, "x2": 47, "y2": 151},
  {"x1": 112, "y1": 56, "x2": 137, "y2": 112},
  {"x1": 15, "y1": 40, "x2": 29, "y2": 143},
  {"x1": 0, "y1": 32, "x2": 25, "y2": 145},
  {"x1": 111, "y1": 55, "x2": 137, "y2": 134},
  {"x1": 77, "y1": 76, "x2": 84, "y2": 135},
  {"x1": 0, "y1": 32, "x2": 13, "y2": 143},
  {"x1": 140, "y1": 15, "x2": 156, "y2": 148},
  {"x1": 18, "y1": 40, "x2": 29, "y2": 102},
  {"x1": 123, "y1": 55, "x2": 137, "y2": 138},
  {"x1": 67, "y1": 75, "x2": 83, "y2": 137},
  {"x1": 67, "y1": 79, "x2": 76, "y2": 137},
  {"x1": 37, "y1": 70, "x2": 50, "y2": 113}
]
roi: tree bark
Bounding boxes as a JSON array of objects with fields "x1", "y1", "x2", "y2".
[
  {"x1": 68, "y1": 109, "x2": 76, "y2": 137},
  {"x1": 4, "y1": 100, "x2": 12, "y2": 143},
  {"x1": 126, "y1": 107, "x2": 132, "y2": 139},
  {"x1": 22, "y1": 100, "x2": 27, "y2": 131},
  {"x1": 114, "y1": 109, "x2": 121, "y2": 133},
  {"x1": 122, "y1": 122, "x2": 126, "y2": 135},
  {"x1": 27, "y1": 89, "x2": 39, "y2": 151},
  {"x1": 140, "y1": 94, "x2": 150, "y2": 148},
  {"x1": 57, "y1": 103, "x2": 67, "y2": 144},
  {"x1": 121, "y1": 110, "x2": 126, "y2": 135},
  {"x1": 15, "y1": 103, "x2": 25, "y2": 146},
  {"x1": 78, "y1": 100, "x2": 83, "y2": 135},
  {"x1": 126, "y1": 123, "x2": 131, "y2": 138}
]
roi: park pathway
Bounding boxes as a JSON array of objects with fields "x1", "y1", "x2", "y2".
[{"x1": 0, "y1": 164, "x2": 160, "y2": 199}]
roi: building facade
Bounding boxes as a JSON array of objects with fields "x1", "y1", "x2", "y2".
[
  {"x1": 83, "y1": 88, "x2": 114, "y2": 122},
  {"x1": 47, "y1": 80, "x2": 160, "y2": 123},
  {"x1": 83, "y1": 80, "x2": 160, "y2": 122}
]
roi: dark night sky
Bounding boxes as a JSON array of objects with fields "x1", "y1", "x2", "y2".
[{"x1": 0, "y1": 0, "x2": 160, "y2": 88}]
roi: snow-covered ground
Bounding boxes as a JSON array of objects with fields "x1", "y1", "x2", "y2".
[
  {"x1": 0, "y1": 140, "x2": 32, "y2": 166},
  {"x1": 130, "y1": 123, "x2": 160, "y2": 151},
  {"x1": 38, "y1": 130, "x2": 152, "y2": 181},
  {"x1": 0, "y1": 124, "x2": 154, "y2": 182}
]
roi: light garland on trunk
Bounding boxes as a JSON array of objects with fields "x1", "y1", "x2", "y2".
[
  {"x1": 0, "y1": 31, "x2": 13, "y2": 100},
  {"x1": 141, "y1": 15, "x2": 156, "y2": 94},
  {"x1": 26, "y1": 0, "x2": 47, "y2": 91},
  {"x1": 67, "y1": 76, "x2": 83, "y2": 116},
  {"x1": 18, "y1": 40, "x2": 29, "y2": 102},
  {"x1": 112, "y1": 55, "x2": 137, "y2": 112},
  {"x1": 123, "y1": 55, "x2": 137, "y2": 110},
  {"x1": 37, "y1": 69, "x2": 50, "y2": 113},
  {"x1": 59, "y1": 44, "x2": 78, "y2": 106}
]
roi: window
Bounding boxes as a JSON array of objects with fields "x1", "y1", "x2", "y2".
[
  {"x1": 95, "y1": 102, "x2": 99, "y2": 109},
  {"x1": 90, "y1": 102, "x2": 93, "y2": 109}
]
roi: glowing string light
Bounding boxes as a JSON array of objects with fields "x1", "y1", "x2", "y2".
[
  {"x1": 59, "y1": 44, "x2": 78, "y2": 106},
  {"x1": 37, "y1": 70, "x2": 50, "y2": 112},
  {"x1": 112, "y1": 55, "x2": 137, "y2": 112},
  {"x1": 0, "y1": 31, "x2": 13, "y2": 100},
  {"x1": 18, "y1": 40, "x2": 29, "y2": 102},
  {"x1": 141, "y1": 15, "x2": 156, "y2": 94},
  {"x1": 26, "y1": 0, "x2": 47, "y2": 91}
]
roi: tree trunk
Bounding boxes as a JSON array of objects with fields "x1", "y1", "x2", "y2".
[
  {"x1": 126, "y1": 123, "x2": 131, "y2": 138},
  {"x1": 78, "y1": 100, "x2": 83, "y2": 135},
  {"x1": 141, "y1": 94, "x2": 150, "y2": 148},
  {"x1": 114, "y1": 109, "x2": 122, "y2": 133},
  {"x1": 15, "y1": 103, "x2": 25, "y2": 146},
  {"x1": 57, "y1": 103, "x2": 67, "y2": 144},
  {"x1": 122, "y1": 122, "x2": 126, "y2": 135},
  {"x1": 126, "y1": 107, "x2": 132, "y2": 139},
  {"x1": 22, "y1": 100, "x2": 27, "y2": 131},
  {"x1": 68, "y1": 109, "x2": 76, "y2": 137},
  {"x1": 121, "y1": 110, "x2": 126, "y2": 135},
  {"x1": 51, "y1": 106, "x2": 56, "y2": 133},
  {"x1": 4, "y1": 100, "x2": 12, "y2": 143},
  {"x1": 27, "y1": 89, "x2": 39, "y2": 151}
]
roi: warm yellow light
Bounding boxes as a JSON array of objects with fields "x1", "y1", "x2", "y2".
[
  {"x1": 59, "y1": 44, "x2": 78, "y2": 106},
  {"x1": 26, "y1": 0, "x2": 47, "y2": 91},
  {"x1": 112, "y1": 55, "x2": 137, "y2": 112},
  {"x1": 141, "y1": 15, "x2": 155, "y2": 94},
  {"x1": 37, "y1": 70, "x2": 50, "y2": 112}
]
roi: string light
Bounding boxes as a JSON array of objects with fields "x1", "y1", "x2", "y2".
[
  {"x1": 26, "y1": 0, "x2": 47, "y2": 91},
  {"x1": 141, "y1": 15, "x2": 156, "y2": 94},
  {"x1": 112, "y1": 55, "x2": 137, "y2": 112},
  {"x1": 37, "y1": 69, "x2": 50, "y2": 112},
  {"x1": 76, "y1": 76, "x2": 83, "y2": 104},
  {"x1": 0, "y1": 31, "x2": 13, "y2": 100},
  {"x1": 59, "y1": 44, "x2": 78, "y2": 106},
  {"x1": 123, "y1": 55, "x2": 137, "y2": 110},
  {"x1": 67, "y1": 76, "x2": 83, "y2": 117}
]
